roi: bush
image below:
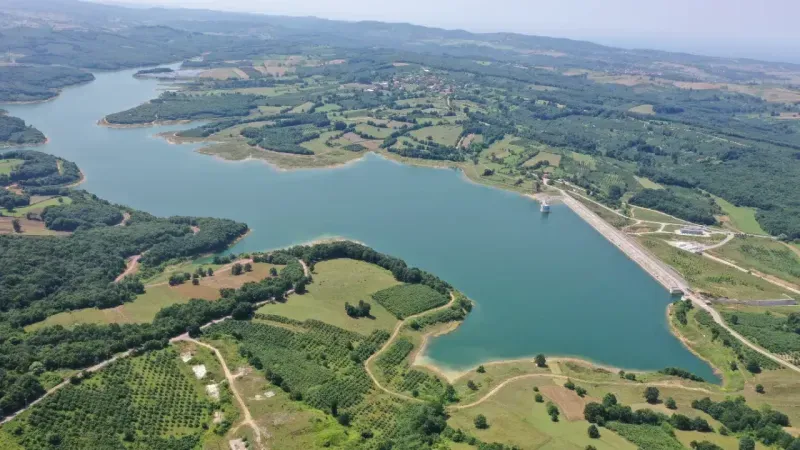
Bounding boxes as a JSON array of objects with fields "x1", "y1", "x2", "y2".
[
  {"x1": 474, "y1": 414, "x2": 488, "y2": 429},
  {"x1": 588, "y1": 424, "x2": 600, "y2": 439}
]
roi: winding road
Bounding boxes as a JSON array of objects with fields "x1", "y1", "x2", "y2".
[{"x1": 363, "y1": 292, "x2": 458, "y2": 403}]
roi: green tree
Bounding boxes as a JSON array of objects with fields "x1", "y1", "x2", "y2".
[
  {"x1": 665, "y1": 397, "x2": 677, "y2": 409},
  {"x1": 244, "y1": 262, "x2": 253, "y2": 272},
  {"x1": 477, "y1": 365, "x2": 485, "y2": 373},
  {"x1": 739, "y1": 436, "x2": 755, "y2": 450},
  {"x1": 644, "y1": 386, "x2": 660, "y2": 404},
  {"x1": 207, "y1": 267, "x2": 214, "y2": 276},
  {"x1": 755, "y1": 384, "x2": 765, "y2": 394},
  {"x1": 587, "y1": 424, "x2": 600, "y2": 439},
  {"x1": 534, "y1": 354, "x2": 547, "y2": 367},
  {"x1": 269, "y1": 267, "x2": 278, "y2": 276},
  {"x1": 467, "y1": 380, "x2": 478, "y2": 391},
  {"x1": 534, "y1": 393, "x2": 544, "y2": 403},
  {"x1": 473, "y1": 414, "x2": 488, "y2": 429},
  {"x1": 11, "y1": 218, "x2": 21, "y2": 233},
  {"x1": 231, "y1": 263, "x2": 243, "y2": 275},
  {"x1": 602, "y1": 393, "x2": 617, "y2": 407}
]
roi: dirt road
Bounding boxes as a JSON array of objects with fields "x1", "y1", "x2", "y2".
[
  {"x1": 176, "y1": 337, "x2": 264, "y2": 449},
  {"x1": 363, "y1": 292, "x2": 457, "y2": 402},
  {"x1": 114, "y1": 254, "x2": 140, "y2": 283}
]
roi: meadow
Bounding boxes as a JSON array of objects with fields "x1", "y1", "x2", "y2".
[{"x1": 257, "y1": 258, "x2": 401, "y2": 334}]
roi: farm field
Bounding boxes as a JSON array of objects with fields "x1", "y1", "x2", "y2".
[
  {"x1": 634, "y1": 176, "x2": 664, "y2": 190},
  {"x1": 523, "y1": 150, "x2": 562, "y2": 167},
  {"x1": 709, "y1": 236, "x2": 800, "y2": 286},
  {"x1": 409, "y1": 124, "x2": 462, "y2": 146},
  {"x1": 0, "y1": 349, "x2": 214, "y2": 449},
  {"x1": 257, "y1": 258, "x2": 401, "y2": 334},
  {"x1": 371, "y1": 283, "x2": 449, "y2": 319}
]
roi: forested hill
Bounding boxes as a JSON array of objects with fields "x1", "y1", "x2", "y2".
[
  {"x1": 0, "y1": 65, "x2": 94, "y2": 103},
  {"x1": 0, "y1": 112, "x2": 46, "y2": 146},
  {"x1": 0, "y1": 150, "x2": 80, "y2": 210}
]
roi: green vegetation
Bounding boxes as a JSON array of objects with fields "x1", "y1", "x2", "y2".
[
  {"x1": 0, "y1": 113, "x2": 45, "y2": 146},
  {"x1": 710, "y1": 237, "x2": 800, "y2": 285},
  {"x1": 606, "y1": 422, "x2": 684, "y2": 450},
  {"x1": 638, "y1": 236, "x2": 791, "y2": 300},
  {"x1": 692, "y1": 396, "x2": 797, "y2": 449},
  {"x1": 714, "y1": 195, "x2": 767, "y2": 235},
  {"x1": 721, "y1": 310, "x2": 800, "y2": 364},
  {"x1": 0, "y1": 65, "x2": 94, "y2": 102},
  {"x1": 1, "y1": 349, "x2": 213, "y2": 449},
  {"x1": 372, "y1": 284, "x2": 449, "y2": 319},
  {"x1": 257, "y1": 258, "x2": 400, "y2": 334},
  {"x1": 104, "y1": 92, "x2": 264, "y2": 124},
  {"x1": 630, "y1": 188, "x2": 719, "y2": 225},
  {"x1": 1, "y1": 150, "x2": 81, "y2": 212}
]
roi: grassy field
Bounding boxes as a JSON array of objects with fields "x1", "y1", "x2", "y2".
[
  {"x1": 630, "y1": 206, "x2": 690, "y2": 224},
  {"x1": 26, "y1": 263, "x2": 281, "y2": 331},
  {"x1": 409, "y1": 125, "x2": 462, "y2": 146},
  {"x1": 638, "y1": 235, "x2": 791, "y2": 299},
  {"x1": 355, "y1": 123, "x2": 394, "y2": 139},
  {"x1": 2, "y1": 195, "x2": 72, "y2": 217},
  {"x1": 713, "y1": 195, "x2": 767, "y2": 235},
  {"x1": 634, "y1": 176, "x2": 664, "y2": 190},
  {"x1": 709, "y1": 236, "x2": 800, "y2": 286},
  {"x1": 257, "y1": 258, "x2": 401, "y2": 335},
  {"x1": 0, "y1": 158, "x2": 23, "y2": 175},
  {"x1": 524, "y1": 151, "x2": 562, "y2": 167},
  {"x1": 448, "y1": 377, "x2": 637, "y2": 450},
  {"x1": 628, "y1": 104, "x2": 656, "y2": 115},
  {"x1": 569, "y1": 151, "x2": 596, "y2": 169},
  {"x1": 0, "y1": 217, "x2": 70, "y2": 236}
]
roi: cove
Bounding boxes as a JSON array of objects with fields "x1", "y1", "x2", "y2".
[{"x1": 3, "y1": 67, "x2": 718, "y2": 382}]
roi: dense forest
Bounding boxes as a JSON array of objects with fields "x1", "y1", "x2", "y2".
[
  {"x1": 0, "y1": 113, "x2": 46, "y2": 146},
  {"x1": 103, "y1": 92, "x2": 264, "y2": 124},
  {"x1": 0, "y1": 65, "x2": 94, "y2": 102},
  {"x1": 629, "y1": 189, "x2": 720, "y2": 225}
]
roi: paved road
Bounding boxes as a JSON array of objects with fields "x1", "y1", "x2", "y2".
[{"x1": 560, "y1": 188, "x2": 800, "y2": 375}]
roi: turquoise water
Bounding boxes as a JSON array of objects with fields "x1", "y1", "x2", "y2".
[{"x1": 3, "y1": 68, "x2": 718, "y2": 381}]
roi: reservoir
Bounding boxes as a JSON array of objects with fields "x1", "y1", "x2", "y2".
[{"x1": 3, "y1": 67, "x2": 717, "y2": 381}]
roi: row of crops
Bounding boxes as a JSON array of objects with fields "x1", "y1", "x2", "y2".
[
  {"x1": 206, "y1": 318, "x2": 388, "y2": 413},
  {"x1": 371, "y1": 284, "x2": 449, "y2": 319},
  {"x1": 4, "y1": 350, "x2": 212, "y2": 449}
]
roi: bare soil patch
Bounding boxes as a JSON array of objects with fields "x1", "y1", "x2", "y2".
[
  {"x1": 0, "y1": 217, "x2": 70, "y2": 236},
  {"x1": 539, "y1": 385, "x2": 597, "y2": 421}
]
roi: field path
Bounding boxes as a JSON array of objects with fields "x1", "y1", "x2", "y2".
[
  {"x1": 450, "y1": 372, "x2": 715, "y2": 411},
  {"x1": 178, "y1": 337, "x2": 265, "y2": 449},
  {"x1": 2, "y1": 256, "x2": 302, "y2": 426},
  {"x1": 363, "y1": 292, "x2": 457, "y2": 402},
  {"x1": 114, "y1": 254, "x2": 140, "y2": 283}
]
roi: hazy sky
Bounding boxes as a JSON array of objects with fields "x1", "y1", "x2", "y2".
[{"x1": 108, "y1": 0, "x2": 800, "y2": 61}]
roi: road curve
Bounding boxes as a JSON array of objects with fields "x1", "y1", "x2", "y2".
[{"x1": 363, "y1": 292, "x2": 458, "y2": 402}]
